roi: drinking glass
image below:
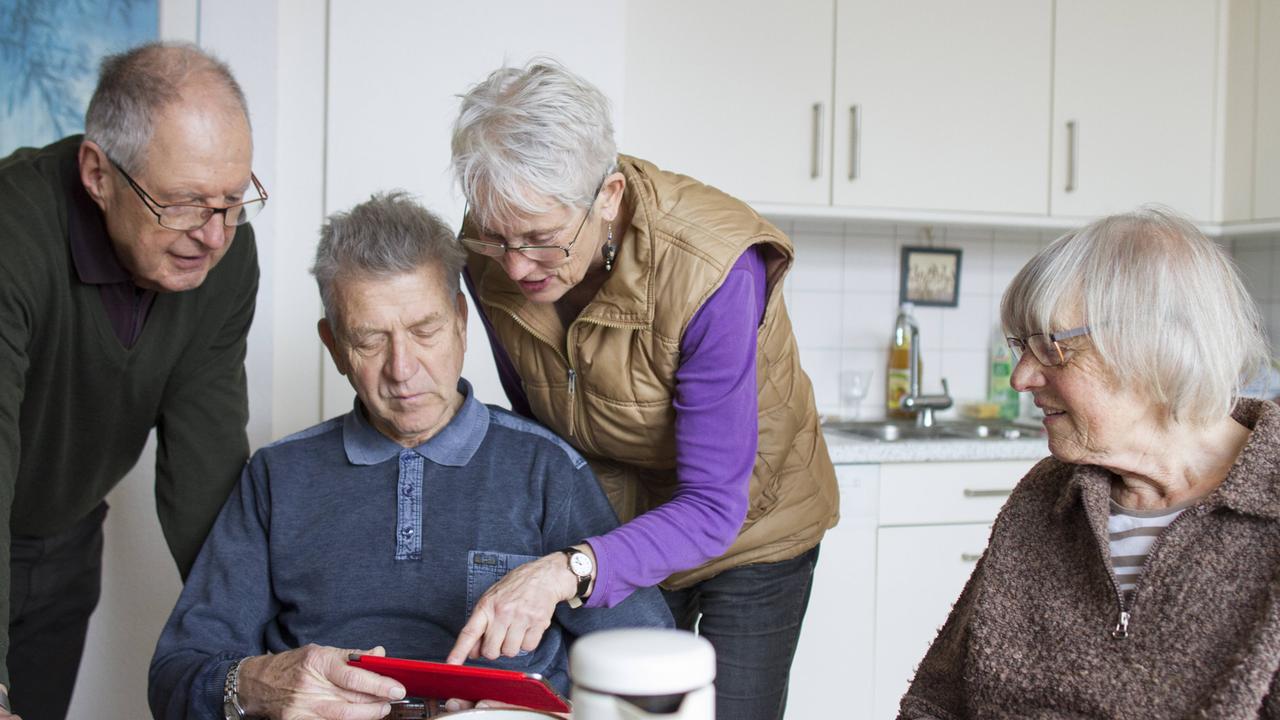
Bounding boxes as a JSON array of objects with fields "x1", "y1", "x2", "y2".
[{"x1": 840, "y1": 369, "x2": 874, "y2": 420}]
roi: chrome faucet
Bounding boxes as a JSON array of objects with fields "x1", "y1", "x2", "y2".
[{"x1": 898, "y1": 316, "x2": 953, "y2": 428}]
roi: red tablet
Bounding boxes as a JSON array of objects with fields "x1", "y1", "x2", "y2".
[{"x1": 346, "y1": 654, "x2": 571, "y2": 713}]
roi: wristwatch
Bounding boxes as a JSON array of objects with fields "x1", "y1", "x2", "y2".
[
  {"x1": 223, "y1": 658, "x2": 247, "y2": 720},
  {"x1": 559, "y1": 547, "x2": 594, "y2": 608}
]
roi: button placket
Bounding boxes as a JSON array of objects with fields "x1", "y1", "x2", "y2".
[{"x1": 395, "y1": 450, "x2": 424, "y2": 560}]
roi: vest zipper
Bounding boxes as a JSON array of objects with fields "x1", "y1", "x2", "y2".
[
  {"x1": 1091, "y1": 501, "x2": 1202, "y2": 641},
  {"x1": 489, "y1": 307, "x2": 580, "y2": 438}
]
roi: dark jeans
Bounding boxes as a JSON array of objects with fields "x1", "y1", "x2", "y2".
[
  {"x1": 7, "y1": 502, "x2": 107, "y2": 720},
  {"x1": 662, "y1": 544, "x2": 820, "y2": 720}
]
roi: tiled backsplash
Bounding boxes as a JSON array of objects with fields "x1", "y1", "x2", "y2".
[{"x1": 770, "y1": 216, "x2": 1280, "y2": 420}]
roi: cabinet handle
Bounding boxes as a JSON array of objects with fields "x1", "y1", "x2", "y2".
[
  {"x1": 961, "y1": 553, "x2": 982, "y2": 563},
  {"x1": 963, "y1": 488, "x2": 1012, "y2": 498},
  {"x1": 811, "y1": 102, "x2": 824, "y2": 179},
  {"x1": 848, "y1": 105, "x2": 861, "y2": 181},
  {"x1": 1065, "y1": 120, "x2": 1078, "y2": 193}
]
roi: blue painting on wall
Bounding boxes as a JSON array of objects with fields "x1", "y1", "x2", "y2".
[{"x1": 0, "y1": 0, "x2": 158, "y2": 157}]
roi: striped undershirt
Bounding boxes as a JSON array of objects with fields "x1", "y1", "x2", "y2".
[{"x1": 1108, "y1": 499, "x2": 1191, "y2": 603}]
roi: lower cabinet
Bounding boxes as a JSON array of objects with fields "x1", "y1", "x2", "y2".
[{"x1": 788, "y1": 458, "x2": 1036, "y2": 719}]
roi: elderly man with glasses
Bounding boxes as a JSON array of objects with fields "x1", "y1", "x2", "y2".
[{"x1": 0, "y1": 42, "x2": 264, "y2": 719}]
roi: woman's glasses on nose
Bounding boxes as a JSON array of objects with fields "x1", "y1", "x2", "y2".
[
  {"x1": 1006, "y1": 325, "x2": 1091, "y2": 367},
  {"x1": 458, "y1": 202, "x2": 590, "y2": 267}
]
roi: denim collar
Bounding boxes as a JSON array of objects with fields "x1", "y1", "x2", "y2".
[{"x1": 342, "y1": 378, "x2": 489, "y2": 467}]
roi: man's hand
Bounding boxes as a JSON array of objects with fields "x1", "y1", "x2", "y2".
[
  {"x1": 446, "y1": 547, "x2": 591, "y2": 664},
  {"x1": 237, "y1": 644, "x2": 406, "y2": 720}
]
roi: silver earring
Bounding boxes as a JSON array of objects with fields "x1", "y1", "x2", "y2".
[{"x1": 602, "y1": 222, "x2": 617, "y2": 272}]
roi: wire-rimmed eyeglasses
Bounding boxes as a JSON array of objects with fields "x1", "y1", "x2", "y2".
[
  {"x1": 110, "y1": 159, "x2": 268, "y2": 232},
  {"x1": 1006, "y1": 325, "x2": 1091, "y2": 367},
  {"x1": 458, "y1": 177, "x2": 606, "y2": 267}
]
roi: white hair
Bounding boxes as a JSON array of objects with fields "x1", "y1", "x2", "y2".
[
  {"x1": 451, "y1": 58, "x2": 617, "y2": 227},
  {"x1": 1001, "y1": 205, "x2": 1270, "y2": 424},
  {"x1": 84, "y1": 42, "x2": 250, "y2": 174},
  {"x1": 311, "y1": 191, "x2": 466, "y2": 322}
]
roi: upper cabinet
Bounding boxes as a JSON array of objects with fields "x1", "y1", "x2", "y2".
[
  {"x1": 624, "y1": 0, "x2": 834, "y2": 205},
  {"x1": 1051, "y1": 0, "x2": 1236, "y2": 221},
  {"x1": 831, "y1": 1, "x2": 1052, "y2": 215},
  {"x1": 622, "y1": 0, "x2": 1280, "y2": 225}
]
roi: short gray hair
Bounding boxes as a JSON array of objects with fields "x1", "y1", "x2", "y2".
[
  {"x1": 451, "y1": 58, "x2": 617, "y2": 227},
  {"x1": 84, "y1": 42, "x2": 250, "y2": 173},
  {"x1": 1001, "y1": 205, "x2": 1270, "y2": 424},
  {"x1": 311, "y1": 191, "x2": 466, "y2": 322}
]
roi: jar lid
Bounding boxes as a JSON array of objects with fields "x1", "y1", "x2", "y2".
[{"x1": 570, "y1": 629, "x2": 715, "y2": 695}]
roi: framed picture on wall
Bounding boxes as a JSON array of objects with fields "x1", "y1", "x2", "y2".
[{"x1": 899, "y1": 246, "x2": 962, "y2": 307}]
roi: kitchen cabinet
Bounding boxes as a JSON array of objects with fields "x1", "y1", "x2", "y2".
[
  {"x1": 787, "y1": 457, "x2": 1035, "y2": 719},
  {"x1": 831, "y1": 1, "x2": 1052, "y2": 215},
  {"x1": 871, "y1": 461, "x2": 1028, "y2": 719},
  {"x1": 623, "y1": 0, "x2": 1051, "y2": 215},
  {"x1": 623, "y1": 0, "x2": 835, "y2": 205},
  {"x1": 1257, "y1": 0, "x2": 1280, "y2": 220},
  {"x1": 788, "y1": 464, "x2": 878, "y2": 719},
  {"x1": 1050, "y1": 0, "x2": 1233, "y2": 221},
  {"x1": 624, "y1": 0, "x2": 1280, "y2": 226}
]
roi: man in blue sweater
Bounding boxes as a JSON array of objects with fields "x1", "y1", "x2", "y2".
[{"x1": 148, "y1": 192, "x2": 672, "y2": 720}]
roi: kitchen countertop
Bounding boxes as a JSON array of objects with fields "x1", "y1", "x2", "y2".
[{"x1": 824, "y1": 428, "x2": 1050, "y2": 464}]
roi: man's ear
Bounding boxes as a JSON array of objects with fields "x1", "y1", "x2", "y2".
[
  {"x1": 317, "y1": 318, "x2": 349, "y2": 376},
  {"x1": 454, "y1": 291, "x2": 469, "y2": 353},
  {"x1": 78, "y1": 140, "x2": 111, "y2": 211}
]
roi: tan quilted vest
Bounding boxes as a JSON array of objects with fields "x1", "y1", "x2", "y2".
[{"x1": 467, "y1": 155, "x2": 839, "y2": 589}]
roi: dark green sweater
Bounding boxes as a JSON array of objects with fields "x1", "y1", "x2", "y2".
[{"x1": 0, "y1": 137, "x2": 258, "y2": 685}]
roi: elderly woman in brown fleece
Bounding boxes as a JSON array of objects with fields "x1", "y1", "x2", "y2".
[{"x1": 900, "y1": 207, "x2": 1279, "y2": 720}]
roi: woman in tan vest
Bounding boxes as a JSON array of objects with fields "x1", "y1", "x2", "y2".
[{"x1": 443, "y1": 59, "x2": 838, "y2": 720}]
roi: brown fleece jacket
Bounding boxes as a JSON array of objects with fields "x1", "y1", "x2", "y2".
[{"x1": 900, "y1": 398, "x2": 1280, "y2": 720}]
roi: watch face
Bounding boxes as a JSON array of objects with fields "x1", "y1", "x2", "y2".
[
  {"x1": 223, "y1": 700, "x2": 243, "y2": 720},
  {"x1": 568, "y1": 552, "x2": 593, "y2": 577}
]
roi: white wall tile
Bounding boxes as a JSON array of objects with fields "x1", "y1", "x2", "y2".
[
  {"x1": 797, "y1": 347, "x2": 844, "y2": 417},
  {"x1": 941, "y1": 294, "x2": 995, "y2": 352},
  {"x1": 1235, "y1": 249, "x2": 1274, "y2": 304},
  {"x1": 947, "y1": 234, "x2": 995, "y2": 298},
  {"x1": 843, "y1": 292, "x2": 898, "y2": 350},
  {"x1": 911, "y1": 306, "x2": 946, "y2": 353},
  {"x1": 938, "y1": 349, "x2": 989, "y2": 405},
  {"x1": 791, "y1": 290, "x2": 844, "y2": 349},
  {"x1": 991, "y1": 240, "x2": 1042, "y2": 299},
  {"x1": 789, "y1": 232, "x2": 845, "y2": 292},
  {"x1": 844, "y1": 233, "x2": 897, "y2": 295}
]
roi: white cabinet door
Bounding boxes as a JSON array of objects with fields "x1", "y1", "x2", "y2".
[
  {"x1": 788, "y1": 465, "x2": 879, "y2": 719},
  {"x1": 1256, "y1": 0, "x2": 1280, "y2": 220},
  {"x1": 1050, "y1": 0, "x2": 1219, "y2": 220},
  {"x1": 831, "y1": 0, "x2": 1053, "y2": 215},
  {"x1": 623, "y1": 0, "x2": 835, "y2": 206},
  {"x1": 873, "y1": 523, "x2": 993, "y2": 720}
]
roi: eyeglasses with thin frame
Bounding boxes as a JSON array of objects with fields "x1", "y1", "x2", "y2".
[
  {"x1": 1006, "y1": 325, "x2": 1091, "y2": 367},
  {"x1": 109, "y1": 158, "x2": 268, "y2": 232},
  {"x1": 458, "y1": 177, "x2": 606, "y2": 267}
]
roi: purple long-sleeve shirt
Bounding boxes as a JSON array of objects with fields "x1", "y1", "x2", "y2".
[{"x1": 467, "y1": 247, "x2": 766, "y2": 607}]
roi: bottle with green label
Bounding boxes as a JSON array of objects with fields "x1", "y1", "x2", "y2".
[{"x1": 989, "y1": 327, "x2": 1020, "y2": 420}]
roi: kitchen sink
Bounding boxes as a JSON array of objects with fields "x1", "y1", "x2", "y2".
[{"x1": 822, "y1": 419, "x2": 1046, "y2": 442}]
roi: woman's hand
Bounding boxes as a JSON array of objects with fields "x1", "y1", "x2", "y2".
[
  {"x1": 446, "y1": 551, "x2": 581, "y2": 663},
  {"x1": 237, "y1": 644, "x2": 406, "y2": 719}
]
